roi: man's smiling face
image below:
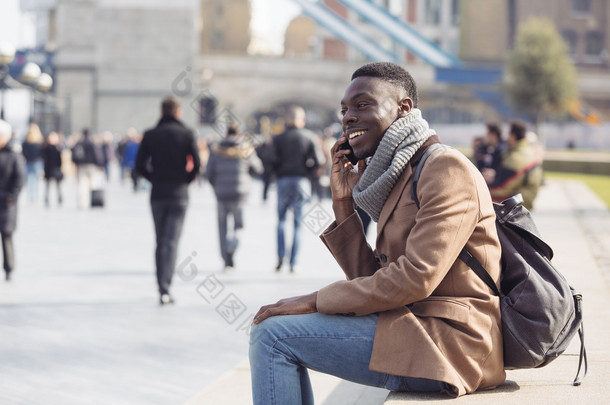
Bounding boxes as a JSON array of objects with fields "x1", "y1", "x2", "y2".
[{"x1": 340, "y1": 76, "x2": 412, "y2": 160}]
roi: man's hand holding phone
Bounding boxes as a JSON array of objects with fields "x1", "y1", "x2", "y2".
[
  {"x1": 329, "y1": 136, "x2": 364, "y2": 223},
  {"x1": 337, "y1": 138, "x2": 359, "y2": 165}
]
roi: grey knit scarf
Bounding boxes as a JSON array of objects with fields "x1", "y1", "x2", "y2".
[{"x1": 352, "y1": 109, "x2": 435, "y2": 222}]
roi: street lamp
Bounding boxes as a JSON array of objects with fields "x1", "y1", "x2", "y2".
[
  {"x1": 36, "y1": 73, "x2": 53, "y2": 92},
  {"x1": 18, "y1": 62, "x2": 44, "y2": 124},
  {"x1": 19, "y1": 62, "x2": 42, "y2": 84},
  {"x1": 0, "y1": 42, "x2": 16, "y2": 120}
]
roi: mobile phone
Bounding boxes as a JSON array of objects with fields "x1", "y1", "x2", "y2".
[{"x1": 338, "y1": 140, "x2": 359, "y2": 165}]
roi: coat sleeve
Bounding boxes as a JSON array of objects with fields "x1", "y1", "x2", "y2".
[
  {"x1": 317, "y1": 152, "x2": 482, "y2": 315},
  {"x1": 186, "y1": 134, "x2": 201, "y2": 183},
  {"x1": 205, "y1": 152, "x2": 216, "y2": 186},
  {"x1": 9, "y1": 154, "x2": 26, "y2": 201},
  {"x1": 320, "y1": 211, "x2": 380, "y2": 280},
  {"x1": 134, "y1": 134, "x2": 152, "y2": 182}
]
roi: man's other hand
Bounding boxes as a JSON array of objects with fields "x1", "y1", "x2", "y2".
[{"x1": 253, "y1": 292, "x2": 318, "y2": 325}]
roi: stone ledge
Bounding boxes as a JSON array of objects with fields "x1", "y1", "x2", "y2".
[{"x1": 383, "y1": 355, "x2": 605, "y2": 404}]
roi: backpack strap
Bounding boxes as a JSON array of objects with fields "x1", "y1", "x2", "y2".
[
  {"x1": 457, "y1": 249, "x2": 501, "y2": 296},
  {"x1": 411, "y1": 144, "x2": 500, "y2": 297},
  {"x1": 572, "y1": 291, "x2": 588, "y2": 386},
  {"x1": 411, "y1": 143, "x2": 443, "y2": 208}
]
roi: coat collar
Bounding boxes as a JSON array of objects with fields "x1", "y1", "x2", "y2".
[
  {"x1": 156, "y1": 115, "x2": 184, "y2": 128},
  {"x1": 376, "y1": 135, "x2": 441, "y2": 233}
]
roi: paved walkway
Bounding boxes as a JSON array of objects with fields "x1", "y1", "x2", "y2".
[{"x1": 1, "y1": 169, "x2": 609, "y2": 404}]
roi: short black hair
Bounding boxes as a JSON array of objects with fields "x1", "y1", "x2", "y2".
[
  {"x1": 509, "y1": 120, "x2": 527, "y2": 141},
  {"x1": 486, "y1": 122, "x2": 502, "y2": 138},
  {"x1": 351, "y1": 62, "x2": 418, "y2": 107},
  {"x1": 161, "y1": 96, "x2": 180, "y2": 117}
]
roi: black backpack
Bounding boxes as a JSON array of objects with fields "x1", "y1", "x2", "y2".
[{"x1": 412, "y1": 144, "x2": 587, "y2": 385}]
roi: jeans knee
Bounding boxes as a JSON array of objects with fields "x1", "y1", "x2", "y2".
[{"x1": 250, "y1": 316, "x2": 288, "y2": 351}]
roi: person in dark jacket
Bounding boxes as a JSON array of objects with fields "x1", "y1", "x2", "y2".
[
  {"x1": 0, "y1": 120, "x2": 26, "y2": 281},
  {"x1": 206, "y1": 123, "x2": 263, "y2": 271},
  {"x1": 42, "y1": 131, "x2": 64, "y2": 207},
  {"x1": 71, "y1": 128, "x2": 105, "y2": 208},
  {"x1": 272, "y1": 105, "x2": 321, "y2": 272},
  {"x1": 476, "y1": 122, "x2": 506, "y2": 172},
  {"x1": 135, "y1": 96, "x2": 201, "y2": 305}
]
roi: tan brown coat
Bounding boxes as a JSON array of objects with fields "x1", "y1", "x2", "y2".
[{"x1": 317, "y1": 145, "x2": 505, "y2": 396}]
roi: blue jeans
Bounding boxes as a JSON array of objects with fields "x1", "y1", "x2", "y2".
[
  {"x1": 26, "y1": 161, "x2": 43, "y2": 202},
  {"x1": 276, "y1": 176, "x2": 310, "y2": 267},
  {"x1": 249, "y1": 313, "x2": 448, "y2": 405}
]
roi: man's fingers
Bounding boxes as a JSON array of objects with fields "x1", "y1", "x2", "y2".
[{"x1": 253, "y1": 305, "x2": 282, "y2": 324}]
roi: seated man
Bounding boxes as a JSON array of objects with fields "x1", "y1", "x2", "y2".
[{"x1": 249, "y1": 62, "x2": 505, "y2": 403}]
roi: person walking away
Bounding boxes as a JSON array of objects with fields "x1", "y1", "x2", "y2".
[
  {"x1": 100, "y1": 131, "x2": 115, "y2": 182},
  {"x1": 255, "y1": 132, "x2": 275, "y2": 203},
  {"x1": 42, "y1": 131, "x2": 64, "y2": 207},
  {"x1": 271, "y1": 105, "x2": 321, "y2": 272},
  {"x1": 0, "y1": 120, "x2": 26, "y2": 281},
  {"x1": 483, "y1": 120, "x2": 543, "y2": 210},
  {"x1": 71, "y1": 128, "x2": 105, "y2": 208},
  {"x1": 206, "y1": 123, "x2": 263, "y2": 271},
  {"x1": 249, "y1": 62, "x2": 505, "y2": 402},
  {"x1": 122, "y1": 129, "x2": 141, "y2": 192},
  {"x1": 21, "y1": 123, "x2": 44, "y2": 203},
  {"x1": 135, "y1": 96, "x2": 201, "y2": 305}
]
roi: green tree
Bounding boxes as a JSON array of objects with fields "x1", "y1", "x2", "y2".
[{"x1": 504, "y1": 17, "x2": 578, "y2": 135}]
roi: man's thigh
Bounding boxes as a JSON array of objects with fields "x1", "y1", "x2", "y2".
[
  {"x1": 251, "y1": 312, "x2": 388, "y2": 388},
  {"x1": 251, "y1": 312, "x2": 449, "y2": 393}
]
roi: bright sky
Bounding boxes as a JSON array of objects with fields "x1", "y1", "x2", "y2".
[
  {"x1": 250, "y1": 0, "x2": 302, "y2": 54},
  {"x1": 0, "y1": 0, "x2": 35, "y2": 48}
]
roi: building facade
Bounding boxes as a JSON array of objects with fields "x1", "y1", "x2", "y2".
[
  {"x1": 22, "y1": 0, "x2": 199, "y2": 136},
  {"x1": 199, "y1": 0, "x2": 250, "y2": 54}
]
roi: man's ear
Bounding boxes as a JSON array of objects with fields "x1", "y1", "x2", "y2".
[{"x1": 397, "y1": 97, "x2": 413, "y2": 118}]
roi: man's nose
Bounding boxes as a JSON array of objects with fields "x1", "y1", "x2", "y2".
[{"x1": 342, "y1": 110, "x2": 356, "y2": 125}]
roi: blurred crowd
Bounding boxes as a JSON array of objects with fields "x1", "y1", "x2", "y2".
[
  {"x1": 0, "y1": 104, "x2": 342, "y2": 291},
  {"x1": 472, "y1": 120, "x2": 544, "y2": 210}
]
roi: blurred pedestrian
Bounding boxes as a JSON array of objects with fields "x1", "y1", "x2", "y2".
[
  {"x1": 135, "y1": 96, "x2": 201, "y2": 305},
  {"x1": 42, "y1": 131, "x2": 64, "y2": 207},
  {"x1": 0, "y1": 119, "x2": 26, "y2": 281},
  {"x1": 206, "y1": 123, "x2": 263, "y2": 271},
  {"x1": 71, "y1": 128, "x2": 105, "y2": 209},
  {"x1": 116, "y1": 133, "x2": 129, "y2": 183},
  {"x1": 483, "y1": 120, "x2": 543, "y2": 210},
  {"x1": 122, "y1": 129, "x2": 141, "y2": 192},
  {"x1": 476, "y1": 122, "x2": 505, "y2": 172},
  {"x1": 100, "y1": 131, "x2": 115, "y2": 182},
  {"x1": 21, "y1": 123, "x2": 44, "y2": 203},
  {"x1": 271, "y1": 105, "x2": 321, "y2": 272},
  {"x1": 255, "y1": 134, "x2": 275, "y2": 202}
]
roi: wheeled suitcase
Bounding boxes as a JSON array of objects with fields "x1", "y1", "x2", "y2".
[{"x1": 90, "y1": 189, "x2": 105, "y2": 208}]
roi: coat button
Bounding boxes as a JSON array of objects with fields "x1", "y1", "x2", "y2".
[{"x1": 380, "y1": 254, "x2": 387, "y2": 262}]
